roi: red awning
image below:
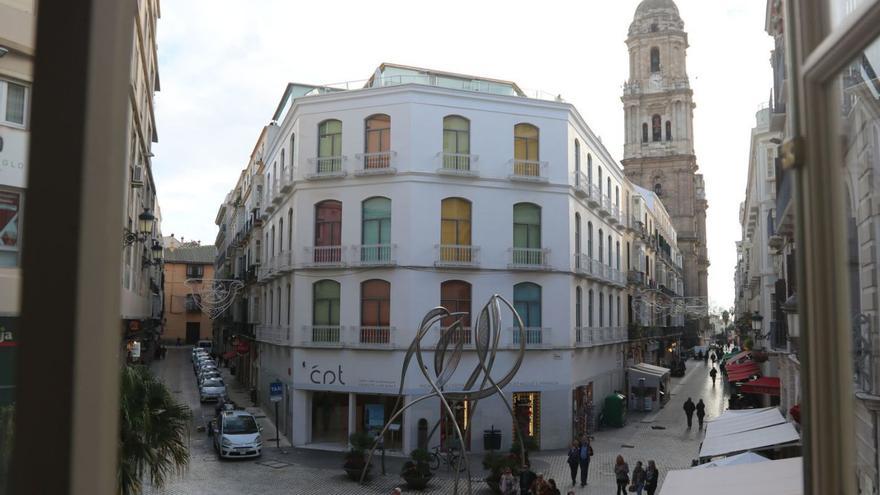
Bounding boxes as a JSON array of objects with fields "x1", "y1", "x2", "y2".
[
  {"x1": 235, "y1": 340, "x2": 250, "y2": 355},
  {"x1": 740, "y1": 376, "x2": 781, "y2": 396},
  {"x1": 222, "y1": 351, "x2": 236, "y2": 359},
  {"x1": 727, "y1": 361, "x2": 761, "y2": 382}
]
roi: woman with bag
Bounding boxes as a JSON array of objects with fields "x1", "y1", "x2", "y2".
[
  {"x1": 614, "y1": 455, "x2": 630, "y2": 495},
  {"x1": 645, "y1": 460, "x2": 659, "y2": 495},
  {"x1": 631, "y1": 460, "x2": 646, "y2": 494},
  {"x1": 566, "y1": 441, "x2": 580, "y2": 487}
]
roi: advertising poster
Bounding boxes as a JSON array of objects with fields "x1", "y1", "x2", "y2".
[{"x1": 0, "y1": 190, "x2": 19, "y2": 250}]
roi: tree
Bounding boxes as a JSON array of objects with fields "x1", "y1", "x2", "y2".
[{"x1": 118, "y1": 365, "x2": 191, "y2": 495}]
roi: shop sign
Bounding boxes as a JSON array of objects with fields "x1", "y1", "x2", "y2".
[
  {"x1": 0, "y1": 317, "x2": 16, "y2": 347},
  {"x1": 0, "y1": 129, "x2": 28, "y2": 188},
  {"x1": 310, "y1": 364, "x2": 345, "y2": 385},
  {"x1": 269, "y1": 381, "x2": 283, "y2": 402},
  {"x1": 129, "y1": 341, "x2": 141, "y2": 359}
]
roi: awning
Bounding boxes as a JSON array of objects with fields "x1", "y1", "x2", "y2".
[
  {"x1": 659, "y1": 457, "x2": 802, "y2": 495},
  {"x1": 699, "y1": 422, "x2": 800, "y2": 458},
  {"x1": 705, "y1": 407, "x2": 786, "y2": 439},
  {"x1": 740, "y1": 377, "x2": 781, "y2": 396},
  {"x1": 692, "y1": 451, "x2": 768, "y2": 469},
  {"x1": 631, "y1": 363, "x2": 671, "y2": 377},
  {"x1": 727, "y1": 361, "x2": 761, "y2": 382},
  {"x1": 723, "y1": 350, "x2": 750, "y2": 365}
]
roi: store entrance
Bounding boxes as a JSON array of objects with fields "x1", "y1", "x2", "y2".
[{"x1": 311, "y1": 391, "x2": 348, "y2": 445}]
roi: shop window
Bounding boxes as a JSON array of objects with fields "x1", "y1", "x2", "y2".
[
  {"x1": 513, "y1": 392, "x2": 541, "y2": 449},
  {"x1": 356, "y1": 394, "x2": 402, "y2": 450},
  {"x1": 440, "y1": 400, "x2": 471, "y2": 451},
  {"x1": 0, "y1": 189, "x2": 23, "y2": 267},
  {"x1": 311, "y1": 391, "x2": 349, "y2": 445}
]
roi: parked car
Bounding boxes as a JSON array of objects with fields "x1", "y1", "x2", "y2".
[
  {"x1": 199, "y1": 379, "x2": 227, "y2": 403},
  {"x1": 213, "y1": 410, "x2": 262, "y2": 459},
  {"x1": 196, "y1": 363, "x2": 218, "y2": 377},
  {"x1": 193, "y1": 356, "x2": 214, "y2": 373},
  {"x1": 192, "y1": 348, "x2": 207, "y2": 361},
  {"x1": 197, "y1": 339, "x2": 213, "y2": 354}
]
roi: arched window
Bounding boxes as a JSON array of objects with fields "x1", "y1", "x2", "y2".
[
  {"x1": 599, "y1": 291, "x2": 604, "y2": 327},
  {"x1": 617, "y1": 295, "x2": 621, "y2": 327},
  {"x1": 314, "y1": 200, "x2": 342, "y2": 263},
  {"x1": 441, "y1": 198, "x2": 471, "y2": 246},
  {"x1": 574, "y1": 139, "x2": 581, "y2": 185},
  {"x1": 665, "y1": 120, "x2": 672, "y2": 141},
  {"x1": 607, "y1": 235, "x2": 612, "y2": 267},
  {"x1": 270, "y1": 225, "x2": 275, "y2": 256},
  {"x1": 361, "y1": 280, "x2": 391, "y2": 343},
  {"x1": 607, "y1": 177, "x2": 612, "y2": 199},
  {"x1": 652, "y1": 114, "x2": 662, "y2": 142},
  {"x1": 575, "y1": 213, "x2": 582, "y2": 259},
  {"x1": 287, "y1": 283, "x2": 292, "y2": 325},
  {"x1": 588, "y1": 222, "x2": 594, "y2": 258},
  {"x1": 313, "y1": 280, "x2": 340, "y2": 327},
  {"x1": 290, "y1": 133, "x2": 296, "y2": 167},
  {"x1": 615, "y1": 186, "x2": 620, "y2": 207},
  {"x1": 650, "y1": 47, "x2": 660, "y2": 73},
  {"x1": 443, "y1": 115, "x2": 471, "y2": 170},
  {"x1": 587, "y1": 154, "x2": 593, "y2": 184},
  {"x1": 278, "y1": 218, "x2": 284, "y2": 252},
  {"x1": 441, "y1": 280, "x2": 472, "y2": 329},
  {"x1": 269, "y1": 288, "x2": 273, "y2": 325},
  {"x1": 642, "y1": 123, "x2": 649, "y2": 143},
  {"x1": 616, "y1": 241, "x2": 621, "y2": 270},
  {"x1": 588, "y1": 289, "x2": 594, "y2": 326},
  {"x1": 598, "y1": 167, "x2": 603, "y2": 194},
  {"x1": 317, "y1": 119, "x2": 342, "y2": 172},
  {"x1": 609, "y1": 294, "x2": 614, "y2": 326},
  {"x1": 575, "y1": 286, "x2": 583, "y2": 328},
  {"x1": 287, "y1": 208, "x2": 293, "y2": 251},
  {"x1": 514, "y1": 123, "x2": 540, "y2": 176},
  {"x1": 598, "y1": 229, "x2": 604, "y2": 262},
  {"x1": 364, "y1": 114, "x2": 391, "y2": 169},
  {"x1": 514, "y1": 282, "x2": 542, "y2": 328},
  {"x1": 654, "y1": 183, "x2": 663, "y2": 196},
  {"x1": 280, "y1": 149, "x2": 286, "y2": 179},
  {"x1": 362, "y1": 197, "x2": 391, "y2": 262},
  {"x1": 514, "y1": 203, "x2": 542, "y2": 251}
]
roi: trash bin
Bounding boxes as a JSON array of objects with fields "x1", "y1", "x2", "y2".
[
  {"x1": 603, "y1": 393, "x2": 627, "y2": 428},
  {"x1": 483, "y1": 427, "x2": 501, "y2": 451}
]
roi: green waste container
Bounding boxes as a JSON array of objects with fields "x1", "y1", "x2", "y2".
[{"x1": 603, "y1": 393, "x2": 627, "y2": 428}]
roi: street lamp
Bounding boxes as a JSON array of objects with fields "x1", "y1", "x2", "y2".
[
  {"x1": 143, "y1": 239, "x2": 164, "y2": 267},
  {"x1": 751, "y1": 311, "x2": 769, "y2": 344},
  {"x1": 123, "y1": 208, "x2": 156, "y2": 247}
]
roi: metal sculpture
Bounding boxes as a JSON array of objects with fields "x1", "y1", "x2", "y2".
[
  {"x1": 360, "y1": 294, "x2": 530, "y2": 494},
  {"x1": 184, "y1": 278, "x2": 244, "y2": 319}
]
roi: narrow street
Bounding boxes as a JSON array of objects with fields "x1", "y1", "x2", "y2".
[{"x1": 147, "y1": 348, "x2": 727, "y2": 494}]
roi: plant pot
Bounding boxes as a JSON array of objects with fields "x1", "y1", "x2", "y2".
[
  {"x1": 343, "y1": 461, "x2": 372, "y2": 482},
  {"x1": 402, "y1": 472, "x2": 433, "y2": 490}
]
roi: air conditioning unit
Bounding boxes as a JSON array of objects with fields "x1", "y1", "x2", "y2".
[{"x1": 131, "y1": 165, "x2": 144, "y2": 187}]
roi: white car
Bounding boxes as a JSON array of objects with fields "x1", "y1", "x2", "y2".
[
  {"x1": 213, "y1": 410, "x2": 262, "y2": 459},
  {"x1": 198, "y1": 369, "x2": 222, "y2": 385},
  {"x1": 199, "y1": 378, "x2": 227, "y2": 403}
]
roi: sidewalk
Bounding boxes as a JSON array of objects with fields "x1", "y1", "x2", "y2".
[{"x1": 218, "y1": 365, "x2": 293, "y2": 449}]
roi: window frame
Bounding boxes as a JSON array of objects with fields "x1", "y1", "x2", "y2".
[{"x1": 0, "y1": 79, "x2": 30, "y2": 129}]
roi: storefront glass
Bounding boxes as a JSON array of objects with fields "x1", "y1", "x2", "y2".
[
  {"x1": 311, "y1": 391, "x2": 348, "y2": 445},
  {"x1": 355, "y1": 394, "x2": 402, "y2": 450},
  {"x1": 440, "y1": 400, "x2": 470, "y2": 450},
  {"x1": 513, "y1": 392, "x2": 541, "y2": 449},
  {"x1": 572, "y1": 383, "x2": 594, "y2": 440}
]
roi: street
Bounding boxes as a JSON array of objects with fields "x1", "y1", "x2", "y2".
[{"x1": 146, "y1": 348, "x2": 727, "y2": 494}]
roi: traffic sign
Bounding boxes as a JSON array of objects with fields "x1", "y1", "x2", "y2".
[{"x1": 270, "y1": 381, "x2": 283, "y2": 402}]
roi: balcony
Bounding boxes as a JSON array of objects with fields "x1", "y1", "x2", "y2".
[
  {"x1": 508, "y1": 159, "x2": 549, "y2": 182},
  {"x1": 509, "y1": 247, "x2": 550, "y2": 270},
  {"x1": 508, "y1": 327, "x2": 552, "y2": 348},
  {"x1": 305, "y1": 245, "x2": 345, "y2": 267},
  {"x1": 354, "y1": 151, "x2": 397, "y2": 176},
  {"x1": 352, "y1": 244, "x2": 396, "y2": 266},
  {"x1": 598, "y1": 195, "x2": 612, "y2": 217},
  {"x1": 306, "y1": 156, "x2": 346, "y2": 180},
  {"x1": 575, "y1": 327, "x2": 593, "y2": 347},
  {"x1": 586, "y1": 184, "x2": 602, "y2": 208},
  {"x1": 255, "y1": 325, "x2": 291, "y2": 346},
  {"x1": 439, "y1": 326, "x2": 473, "y2": 347},
  {"x1": 302, "y1": 325, "x2": 342, "y2": 347},
  {"x1": 277, "y1": 252, "x2": 294, "y2": 273},
  {"x1": 628, "y1": 270, "x2": 646, "y2": 286},
  {"x1": 437, "y1": 152, "x2": 479, "y2": 177},
  {"x1": 572, "y1": 171, "x2": 590, "y2": 197},
  {"x1": 354, "y1": 326, "x2": 395, "y2": 348},
  {"x1": 435, "y1": 244, "x2": 480, "y2": 267}
]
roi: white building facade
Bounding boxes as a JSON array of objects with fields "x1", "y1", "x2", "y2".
[{"x1": 228, "y1": 65, "x2": 684, "y2": 453}]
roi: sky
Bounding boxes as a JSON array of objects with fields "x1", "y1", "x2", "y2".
[{"x1": 151, "y1": 0, "x2": 774, "y2": 310}]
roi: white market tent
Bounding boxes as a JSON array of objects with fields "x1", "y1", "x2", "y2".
[
  {"x1": 659, "y1": 457, "x2": 803, "y2": 495},
  {"x1": 693, "y1": 451, "x2": 768, "y2": 469},
  {"x1": 699, "y1": 422, "x2": 800, "y2": 458},
  {"x1": 705, "y1": 407, "x2": 787, "y2": 439}
]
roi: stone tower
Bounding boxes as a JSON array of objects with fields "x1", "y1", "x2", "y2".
[{"x1": 621, "y1": 0, "x2": 709, "y2": 312}]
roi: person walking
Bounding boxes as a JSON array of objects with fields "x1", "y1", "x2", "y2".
[
  {"x1": 530, "y1": 473, "x2": 549, "y2": 495},
  {"x1": 520, "y1": 463, "x2": 537, "y2": 495},
  {"x1": 709, "y1": 367, "x2": 718, "y2": 385},
  {"x1": 683, "y1": 397, "x2": 696, "y2": 428},
  {"x1": 578, "y1": 436, "x2": 593, "y2": 487},
  {"x1": 614, "y1": 455, "x2": 630, "y2": 495},
  {"x1": 645, "y1": 460, "x2": 659, "y2": 495},
  {"x1": 631, "y1": 461, "x2": 647, "y2": 495},
  {"x1": 499, "y1": 467, "x2": 518, "y2": 495},
  {"x1": 566, "y1": 441, "x2": 580, "y2": 487},
  {"x1": 696, "y1": 399, "x2": 706, "y2": 429}
]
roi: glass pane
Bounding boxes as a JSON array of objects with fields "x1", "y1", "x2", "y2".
[
  {"x1": 5, "y1": 83, "x2": 25, "y2": 125},
  {"x1": 444, "y1": 116, "x2": 469, "y2": 132},
  {"x1": 362, "y1": 197, "x2": 390, "y2": 220},
  {"x1": 828, "y1": 0, "x2": 872, "y2": 31},
  {"x1": 835, "y1": 35, "x2": 880, "y2": 493}
]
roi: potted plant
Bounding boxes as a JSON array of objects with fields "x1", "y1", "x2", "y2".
[
  {"x1": 482, "y1": 451, "x2": 520, "y2": 494},
  {"x1": 401, "y1": 448, "x2": 433, "y2": 490},
  {"x1": 343, "y1": 431, "x2": 374, "y2": 482},
  {"x1": 509, "y1": 435, "x2": 539, "y2": 466}
]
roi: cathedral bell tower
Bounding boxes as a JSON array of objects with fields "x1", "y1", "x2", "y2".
[{"x1": 622, "y1": 0, "x2": 709, "y2": 311}]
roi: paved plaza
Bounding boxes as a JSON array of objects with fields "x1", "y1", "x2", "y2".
[{"x1": 145, "y1": 348, "x2": 728, "y2": 494}]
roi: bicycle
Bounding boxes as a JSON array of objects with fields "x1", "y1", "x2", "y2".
[{"x1": 428, "y1": 444, "x2": 466, "y2": 472}]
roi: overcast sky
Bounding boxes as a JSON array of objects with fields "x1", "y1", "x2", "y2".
[{"x1": 151, "y1": 0, "x2": 774, "y2": 309}]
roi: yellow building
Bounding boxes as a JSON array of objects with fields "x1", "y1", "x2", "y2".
[{"x1": 162, "y1": 243, "x2": 216, "y2": 345}]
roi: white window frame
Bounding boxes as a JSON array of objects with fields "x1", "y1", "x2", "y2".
[{"x1": 0, "y1": 79, "x2": 30, "y2": 129}]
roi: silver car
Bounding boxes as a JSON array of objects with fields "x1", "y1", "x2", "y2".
[
  {"x1": 199, "y1": 379, "x2": 226, "y2": 403},
  {"x1": 213, "y1": 410, "x2": 262, "y2": 459},
  {"x1": 198, "y1": 369, "x2": 222, "y2": 385}
]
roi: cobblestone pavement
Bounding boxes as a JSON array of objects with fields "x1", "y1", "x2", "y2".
[{"x1": 145, "y1": 348, "x2": 728, "y2": 494}]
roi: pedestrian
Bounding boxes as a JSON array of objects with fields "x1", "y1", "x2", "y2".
[
  {"x1": 709, "y1": 367, "x2": 718, "y2": 385},
  {"x1": 696, "y1": 398, "x2": 706, "y2": 429},
  {"x1": 530, "y1": 473, "x2": 548, "y2": 495},
  {"x1": 683, "y1": 397, "x2": 696, "y2": 428},
  {"x1": 645, "y1": 460, "x2": 659, "y2": 495},
  {"x1": 566, "y1": 440, "x2": 580, "y2": 486},
  {"x1": 520, "y1": 462, "x2": 537, "y2": 495},
  {"x1": 578, "y1": 436, "x2": 593, "y2": 487},
  {"x1": 176, "y1": 337, "x2": 181, "y2": 346},
  {"x1": 614, "y1": 455, "x2": 630, "y2": 495},
  {"x1": 703, "y1": 350, "x2": 709, "y2": 364},
  {"x1": 711, "y1": 352, "x2": 717, "y2": 364},
  {"x1": 547, "y1": 479, "x2": 561, "y2": 495},
  {"x1": 499, "y1": 467, "x2": 518, "y2": 495},
  {"x1": 631, "y1": 460, "x2": 646, "y2": 495}
]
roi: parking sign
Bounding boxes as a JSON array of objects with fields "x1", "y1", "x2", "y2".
[{"x1": 270, "y1": 381, "x2": 283, "y2": 402}]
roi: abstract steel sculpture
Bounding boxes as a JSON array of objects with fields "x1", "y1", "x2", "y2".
[
  {"x1": 360, "y1": 294, "x2": 529, "y2": 494},
  {"x1": 184, "y1": 278, "x2": 244, "y2": 320}
]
